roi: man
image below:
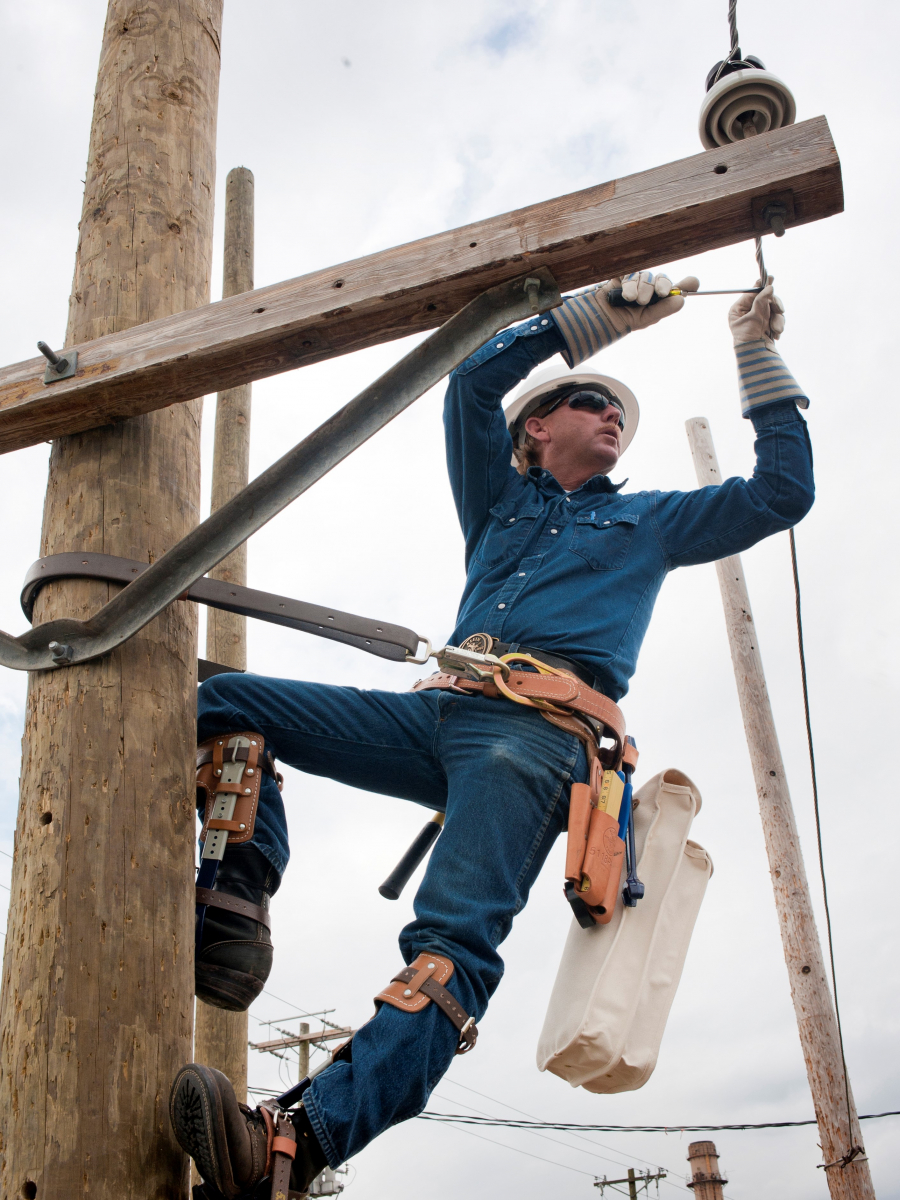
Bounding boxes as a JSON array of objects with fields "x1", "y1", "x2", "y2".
[{"x1": 171, "y1": 269, "x2": 813, "y2": 1198}]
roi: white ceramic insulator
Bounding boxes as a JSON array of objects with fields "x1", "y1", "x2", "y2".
[{"x1": 698, "y1": 69, "x2": 797, "y2": 150}]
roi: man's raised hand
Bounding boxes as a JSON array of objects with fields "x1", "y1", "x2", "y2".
[
  {"x1": 554, "y1": 270, "x2": 699, "y2": 367},
  {"x1": 729, "y1": 276, "x2": 785, "y2": 350}
]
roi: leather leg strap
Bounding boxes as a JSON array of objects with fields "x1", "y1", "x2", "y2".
[
  {"x1": 376, "y1": 952, "x2": 478, "y2": 1054},
  {"x1": 260, "y1": 1104, "x2": 297, "y2": 1200},
  {"x1": 194, "y1": 887, "x2": 271, "y2": 930}
]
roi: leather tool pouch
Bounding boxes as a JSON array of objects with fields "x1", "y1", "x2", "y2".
[
  {"x1": 565, "y1": 761, "x2": 626, "y2": 926},
  {"x1": 197, "y1": 732, "x2": 280, "y2": 852},
  {"x1": 376, "y1": 952, "x2": 478, "y2": 1053}
]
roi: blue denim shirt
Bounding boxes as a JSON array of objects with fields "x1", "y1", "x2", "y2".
[{"x1": 444, "y1": 318, "x2": 814, "y2": 701}]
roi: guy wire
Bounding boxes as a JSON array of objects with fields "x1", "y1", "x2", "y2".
[{"x1": 788, "y1": 527, "x2": 857, "y2": 1159}]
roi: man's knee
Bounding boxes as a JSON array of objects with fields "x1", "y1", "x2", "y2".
[{"x1": 198, "y1": 672, "x2": 251, "y2": 734}]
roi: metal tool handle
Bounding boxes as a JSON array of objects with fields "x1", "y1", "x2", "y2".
[{"x1": 378, "y1": 813, "x2": 444, "y2": 899}]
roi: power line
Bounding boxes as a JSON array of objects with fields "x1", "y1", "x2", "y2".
[
  {"x1": 418, "y1": 1110, "x2": 900, "y2": 1133},
  {"x1": 431, "y1": 1088, "x2": 650, "y2": 1178},
  {"x1": 435, "y1": 1079, "x2": 702, "y2": 1198},
  {"x1": 789, "y1": 527, "x2": 857, "y2": 1157},
  {"x1": 433, "y1": 1112, "x2": 599, "y2": 1178},
  {"x1": 441, "y1": 1079, "x2": 665, "y2": 1176}
]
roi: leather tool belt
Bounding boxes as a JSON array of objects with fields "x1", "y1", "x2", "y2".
[
  {"x1": 412, "y1": 638, "x2": 640, "y2": 926},
  {"x1": 376, "y1": 952, "x2": 478, "y2": 1054}
]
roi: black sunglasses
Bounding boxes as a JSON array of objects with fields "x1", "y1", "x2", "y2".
[{"x1": 541, "y1": 388, "x2": 626, "y2": 431}]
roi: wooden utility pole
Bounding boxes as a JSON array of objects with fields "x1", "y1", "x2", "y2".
[
  {"x1": 194, "y1": 166, "x2": 255, "y2": 1104},
  {"x1": 0, "y1": 5, "x2": 222, "y2": 1199},
  {"x1": 686, "y1": 418, "x2": 874, "y2": 1199}
]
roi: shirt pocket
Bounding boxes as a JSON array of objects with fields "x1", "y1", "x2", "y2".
[
  {"x1": 570, "y1": 511, "x2": 639, "y2": 571},
  {"x1": 475, "y1": 497, "x2": 541, "y2": 567}
]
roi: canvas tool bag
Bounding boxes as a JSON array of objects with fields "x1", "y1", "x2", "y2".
[{"x1": 537, "y1": 768, "x2": 712, "y2": 1093}]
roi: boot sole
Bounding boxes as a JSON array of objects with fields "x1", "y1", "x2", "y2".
[
  {"x1": 196, "y1": 961, "x2": 267, "y2": 1011},
  {"x1": 170, "y1": 1064, "x2": 242, "y2": 1198}
]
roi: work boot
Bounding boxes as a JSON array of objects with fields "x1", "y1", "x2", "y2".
[
  {"x1": 196, "y1": 844, "x2": 278, "y2": 1012},
  {"x1": 170, "y1": 1064, "x2": 327, "y2": 1200}
]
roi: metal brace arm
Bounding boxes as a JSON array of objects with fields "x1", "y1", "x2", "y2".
[{"x1": 0, "y1": 269, "x2": 561, "y2": 672}]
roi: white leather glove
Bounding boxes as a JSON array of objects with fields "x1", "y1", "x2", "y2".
[
  {"x1": 555, "y1": 272, "x2": 700, "y2": 366},
  {"x1": 729, "y1": 276, "x2": 785, "y2": 350}
]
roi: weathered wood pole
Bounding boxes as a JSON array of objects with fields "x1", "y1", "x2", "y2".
[
  {"x1": 686, "y1": 417, "x2": 874, "y2": 1199},
  {"x1": 0, "y1": 5, "x2": 222, "y2": 1198},
  {"x1": 194, "y1": 166, "x2": 255, "y2": 1105}
]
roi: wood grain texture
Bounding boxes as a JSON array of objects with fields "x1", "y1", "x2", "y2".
[
  {"x1": 686, "y1": 418, "x2": 874, "y2": 1200},
  {"x1": 194, "y1": 167, "x2": 254, "y2": 1109},
  {"x1": 0, "y1": 4, "x2": 222, "y2": 1198},
  {"x1": 0, "y1": 117, "x2": 842, "y2": 454}
]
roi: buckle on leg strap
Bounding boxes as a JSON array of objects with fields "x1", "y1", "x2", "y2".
[{"x1": 376, "y1": 952, "x2": 479, "y2": 1054}]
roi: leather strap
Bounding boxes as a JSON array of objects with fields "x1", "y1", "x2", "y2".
[
  {"x1": 195, "y1": 887, "x2": 271, "y2": 930},
  {"x1": 376, "y1": 952, "x2": 478, "y2": 1054},
  {"x1": 197, "y1": 742, "x2": 281, "y2": 782},
  {"x1": 260, "y1": 1107, "x2": 296, "y2": 1200},
  {"x1": 413, "y1": 670, "x2": 626, "y2": 765},
  {"x1": 20, "y1": 551, "x2": 423, "y2": 664}
]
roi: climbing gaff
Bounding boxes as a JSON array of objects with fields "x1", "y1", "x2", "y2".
[{"x1": 0, "y1": 268, "x2": 561, "y2": 673}]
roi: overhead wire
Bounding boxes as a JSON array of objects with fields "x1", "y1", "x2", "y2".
[
  {"x1": 419, "y1": 1110, "x2": 899, "y2": 1133},
  {"x1": 788, "y1": 528, "x2": 859, "y2": 1158}
]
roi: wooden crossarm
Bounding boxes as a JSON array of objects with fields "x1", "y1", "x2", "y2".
[{"x1": 0, "y1": 116, "x2": 841, "y2": 455}]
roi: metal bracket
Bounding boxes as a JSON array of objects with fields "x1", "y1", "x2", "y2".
[
  {"x1": 0, "y1": 268, "x2": 562, "y2": 672},
  {"x1": 38, "y1": 341, "x2": 78, "y2": 383},
  {"x1": 751, "y1": 190, "x2": 795, "y2": 237}
]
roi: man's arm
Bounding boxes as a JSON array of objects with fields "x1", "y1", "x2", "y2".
[
  {"x1": 443, "y1": 318, "x2": 567, "y2": 561},
  {"x1": 444, "y1": 269, "x2": 694, "y2": 561},
  {"x1": 654, "y1": 400, "x2": 814, "y2": 567},
  {"x1": 655, "y1": 281, "x2": 814, "y2": 566}
]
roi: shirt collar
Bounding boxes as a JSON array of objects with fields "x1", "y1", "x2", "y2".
[{"x1": 526, "y1": 467, "x2": 628, "y2": 495}]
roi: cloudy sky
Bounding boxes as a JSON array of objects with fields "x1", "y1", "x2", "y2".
[{"x1": 1, "y1": 1, "x2": 898, "y2": 1197}]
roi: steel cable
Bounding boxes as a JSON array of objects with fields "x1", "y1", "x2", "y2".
[{"x1": 788, "y1": 528, "x2": 859, "y2": 1162}]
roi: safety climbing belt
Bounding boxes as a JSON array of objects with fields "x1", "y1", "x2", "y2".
[
  {"x1": 21, "y1": 552, "x2": 427, "y2": 668},
  {"x1": 411, "y1": 640, "x2": 643, "y2": 926}
]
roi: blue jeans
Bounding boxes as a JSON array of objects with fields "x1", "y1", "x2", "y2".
[{"x1": 197, "y1": 673, "x2": 587, "y2": 1166}]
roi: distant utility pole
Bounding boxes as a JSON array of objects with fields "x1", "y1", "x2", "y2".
[
  {"x1": 595, "y1": 1167, "x2": 667, "y2": 1197},
  {"x1": 0, "y1": 5, "x2": 222, "y2": 1198},
  {"x1": 194, "y1": 165, "x2": 256, "y2": 1105},
  {"x1": 686, "y1": 1142, "x2": 727, "y2": 1200},
  {"x1": 686, "y1": 418, "x2": 874, "y2": 1200}
]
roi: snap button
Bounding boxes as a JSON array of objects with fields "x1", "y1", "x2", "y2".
[
  {"x1": 531, "y1": 326, "x2": 537, "y2": 331},
  {"x1": 427, "y1": 962, "x2": 435, "y2": 969},
  {"x1": 508, "y1": 517, "x2": 515, "y2": 523},
  {"x1": 498, "y1": 603, "x2": 506, "y2": 609},
  {"x1": 541, "y1": 319, "x2": 548, "y2": 325},
  {"x1": 603, "y1": 520, "x2": 610, "y2": 526},
  {"x1": 496, "y1": 342, "x2": 504, "y2": 348},
  {"x1": 518, "y1": 572, "x2": 525, "y2": 577},
  {"x1": 550, "y1": 528, "x2": 558, "y2": 534}
]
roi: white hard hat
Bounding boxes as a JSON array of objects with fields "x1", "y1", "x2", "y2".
[{"x1": 504, "y1": 367, "x2": 639, "y2": 465}]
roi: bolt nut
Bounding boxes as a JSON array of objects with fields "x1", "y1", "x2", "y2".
[{"x1": 48, "y1": 641, "x2": 74, "y2": 665}]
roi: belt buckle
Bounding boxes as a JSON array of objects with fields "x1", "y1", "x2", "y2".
[{"x1": 458, "y1": 633, "x2": 496, "y2": 655}]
